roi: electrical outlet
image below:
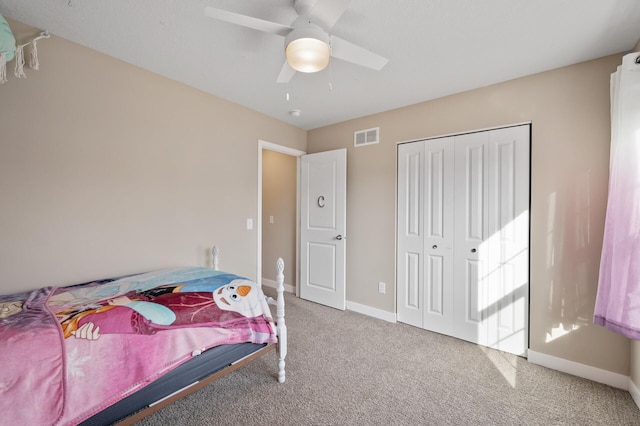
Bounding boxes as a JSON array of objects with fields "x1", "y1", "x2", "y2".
[
  {"x1": 269, "y1": 215, "x2": 274, "y2": 224},
  {"x1": 378, "y1": 281, "x2": 386, "y2": 294}
]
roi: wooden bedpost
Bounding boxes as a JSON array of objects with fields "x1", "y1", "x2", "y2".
[
  {"x1": 212, "y1": 246, "x2": 219, "y2": 271},
  {"x1": 276, "y1": 257, "x2": 287, "y2": 383}
]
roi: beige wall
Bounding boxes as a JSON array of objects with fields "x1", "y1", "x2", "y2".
[
  {"x1": 262, "y1": 150, "x2": 297, "y2": 286},
  {"x1": 0, "y1": 20, "x2": 306, "y2": 294},
  {"x1": 1, "y1": 19, "x2": 636, "y2": 380},
  {"x1": 307, "y1": 54, "x2": 630, "y2": 375}
]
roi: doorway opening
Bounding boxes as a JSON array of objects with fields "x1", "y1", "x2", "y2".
[{"x1": 257, "y1": 140, "x2": 305, "y2": 295}]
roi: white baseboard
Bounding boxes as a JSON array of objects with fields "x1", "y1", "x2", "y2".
[
  {"x1": 261, "y1": 278, "x2": 295, "y2": 294},
  {"x1": 629, "y1": 377, "x2": 640, "y2": 410},
  {"x1": 346, "y1": 300, "x2": 397, "y2": 323},
  {"x1": 261, "y1": 281, "x2": 396, "y2": 323},
  {"x1": 527, "y1": 350, "x2": 629, "y2": 390}
]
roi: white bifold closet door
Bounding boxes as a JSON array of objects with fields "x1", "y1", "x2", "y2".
[{"x1": 397, "y1": 125, "x2": 530, "y2": 356}]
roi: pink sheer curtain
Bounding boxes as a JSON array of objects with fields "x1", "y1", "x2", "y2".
[{"x1": 594, "y1": 52, "x2": 640, "y2": 340}]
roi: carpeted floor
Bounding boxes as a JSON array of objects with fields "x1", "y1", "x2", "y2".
[{"x1": 136, "y1": 289, "x2": 640, "y2": 425}]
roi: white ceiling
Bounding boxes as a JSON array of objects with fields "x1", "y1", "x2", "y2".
[{"x1": 1, "y1": 0, "x2": 639, "y2": 130}]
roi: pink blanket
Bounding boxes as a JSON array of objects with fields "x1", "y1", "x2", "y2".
[{"x1": 0, "y1": 267, "x2": 277, "y2": 425}]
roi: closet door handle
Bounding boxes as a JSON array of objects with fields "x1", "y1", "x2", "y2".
[
  {"x1": 432, "y1": 245, "x2": 438, "y2": 249},
  {"x1": 336, "y1": 235, "x2": 344, "y2": 240},
  {"x1": 471, "y1": 248, "x2": 477, "y2": 253}
]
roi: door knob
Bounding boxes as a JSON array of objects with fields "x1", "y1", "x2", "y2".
[
  {"x1": 471, "y1": 248, "x2": 477, "y2": 253},
  {"x1": 432, "y1": 245, "x2": 438, "y2": 249},
  {"x1": 336, "y1": 235, "x2": 344, "y2": 240}
]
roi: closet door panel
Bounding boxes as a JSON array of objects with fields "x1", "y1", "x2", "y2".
[
  {"x1": 423, "y1": 138, "x2": 454, "y2": 335},
  {"x1": 426, "y1": 255, "x2": 445, "y2": 314},
  {"x1": 397, "y1": 142, "x2": 425, "y2": 328},
  {"x1": 425, "y1": 141, "x2": 453, "y2": 241},
  {"x1": 465, "y1": 144, "x2": 486, "y2": 242},
  {"x1": 453, "y1": 132, "x2": 489, "y2": 346},
  {"x1": 465, "y1": 259, "x2": 482, "y2": 323},
  {"x1": 486, "y1": 125, "x2": 530, "y2": 355}
]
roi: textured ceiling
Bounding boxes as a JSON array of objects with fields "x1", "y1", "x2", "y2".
[{"x1": 1, "y1": 0, "x2": 639, "y2": 130}]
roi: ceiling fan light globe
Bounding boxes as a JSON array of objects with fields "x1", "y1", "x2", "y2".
[{"x1": 285, "y1": 37, "x2": 330, "y2": 73}]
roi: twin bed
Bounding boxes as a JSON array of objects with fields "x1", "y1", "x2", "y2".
[{"x1": 0, "y1": 247, "x2": 287, "y2": 425}]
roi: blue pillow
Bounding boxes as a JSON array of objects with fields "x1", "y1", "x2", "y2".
[{"x1": 0, "y1": 15, "x2": 16, "y2": 61}]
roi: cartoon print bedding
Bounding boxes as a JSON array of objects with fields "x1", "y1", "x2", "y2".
[{"x1": 0, "y1": 267, "x2": 277, "y2": 425}]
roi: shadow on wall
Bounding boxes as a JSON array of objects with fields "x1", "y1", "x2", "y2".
[{"x1": 544, "y1": 170, "x2": 597, "y2": 344}]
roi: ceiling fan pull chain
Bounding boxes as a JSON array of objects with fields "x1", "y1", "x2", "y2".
[{"x1": 329, "y1": 60, "x2": 333, "y2": 91}]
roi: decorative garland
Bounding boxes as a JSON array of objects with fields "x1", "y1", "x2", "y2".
[{"x1": 0, "y1": 14, "x2": 49, "y2": 84}]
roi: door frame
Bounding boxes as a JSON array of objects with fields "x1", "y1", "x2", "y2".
[{"x1": 257, "y1": 140, "x2": 306, "y2": 294}]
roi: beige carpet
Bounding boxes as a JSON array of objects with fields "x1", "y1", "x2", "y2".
[{"x1": 137, "y1": 290, "x2": 639, "y2": 425}]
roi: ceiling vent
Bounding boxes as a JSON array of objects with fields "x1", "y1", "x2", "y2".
[{"x1": 354, "y1": 127, "x2": 380, "y2": 147}]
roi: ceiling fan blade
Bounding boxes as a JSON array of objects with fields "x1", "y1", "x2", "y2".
[
  {"x1": 307, "y1": 0, "x2": 352, "y2": 30},
  {"x1": 330, "y1": 35, "x2": 388, "y2": 71},
  {"x1": 204, "y1": 7, "x2": 292, "y2": 37},
  {"x1": 276, "y1": 61, "x2": 296, "y2": 83}
]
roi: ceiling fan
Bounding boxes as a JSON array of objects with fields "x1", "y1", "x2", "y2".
[{"x1": 204, "y1": 0, "x2": 389, "y2": 83}]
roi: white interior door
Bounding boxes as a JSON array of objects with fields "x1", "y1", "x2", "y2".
[
  {"x1": 453, "y1": 131, "x2": 491, "y2": 347},
  {"x1": 300, "y1": 149, "x2": 347, "y2": 310},
  {"x1": 423, "y1": 137, "x2": 455, "y2": 336},
  {"x1": 397, "y1": 125, "x2": 529, "y2": 356},
  {"x1": 485, "y1": 126, "x2": 530, "y2": 355},
  {"x1": 452, "y1": 127, "x2": 530, "y2": 355},
  {"x1": 398, "y1": 138, "x2": 455, "y2": 334},
  {"x1": 397, "y1": 142, "x2": 425, "y2": 327}
]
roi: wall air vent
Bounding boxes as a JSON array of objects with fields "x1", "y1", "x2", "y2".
[{"x1": 354, "y1": 127, "x2": 380, "y2": 147}]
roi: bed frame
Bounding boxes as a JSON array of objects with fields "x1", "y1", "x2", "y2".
[
  {"x1": 86, "y1": 246, "x2": 287, "y2": 426},
  {"x1": 212, "y1": 246, "x2": 287, "y2": 384}
]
